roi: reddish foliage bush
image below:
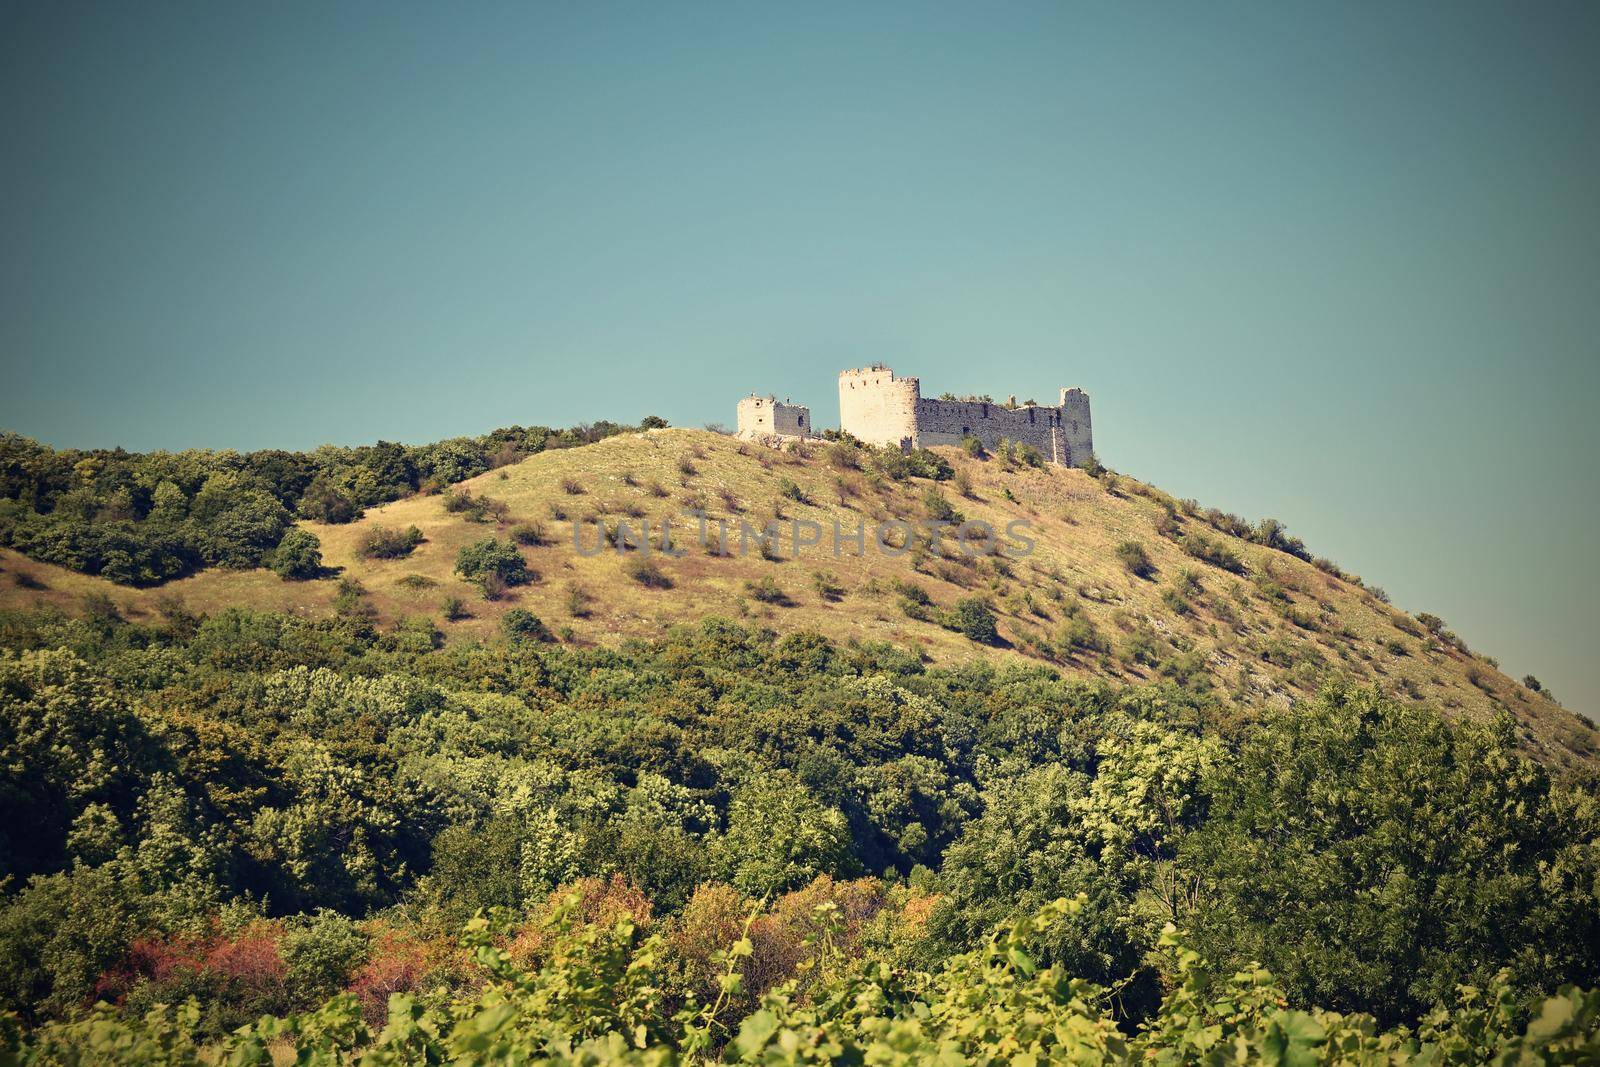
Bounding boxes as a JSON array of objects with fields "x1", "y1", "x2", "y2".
[
  {"x1": 95, "y1": 923, "x2": 286, "y2": 1007},
  {"x1": 346, "y1": 929, "x2": 434, "y2": 1026},
  {"x1": 204, "y1": 929, "x2": 287, "y2": 995},
  {"x1": 744, "y1": 877, "x2": 886, "y2": 995},
  {"x1": 669, "y1": 877, "x2": 891, "y2": 1015},
  {"x1": 510, "y1": 874, "x2": 655, "y2": 967}
]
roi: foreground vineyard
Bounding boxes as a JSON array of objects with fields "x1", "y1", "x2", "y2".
[{"x1": 9, "y1": 899, "x2": 1598, "y2": 1064}]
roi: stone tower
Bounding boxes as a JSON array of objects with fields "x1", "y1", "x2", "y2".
[
  {"x1": 837, "y1": 365, "x2": 1093, "y2": 467},
  {"x1": 736, "y1": 394, "x2": 813, "y2": 441},
  {"x1": 837, "y1": 365, "x2": 920, "y2": 450}
]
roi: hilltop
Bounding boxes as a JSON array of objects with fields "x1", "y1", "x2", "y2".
[{"x1": 2, "y1": 426, "x2": 1592, "y2": 771}]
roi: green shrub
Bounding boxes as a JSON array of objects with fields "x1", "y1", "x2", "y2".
[
  {"x1": 1056, "y1": 615, "x2": 1108, "y2": 657},
  {"x1": 358, "y1": 525, "x2": 423, "y2": 560},
  {"x1": 946, "y1": 597, "x2": 999, "y2": 643},
  {"x1": 1122, "y1": 628, "x2": 1162, "y2": 666},
  {"x1": 454, "y1": 538, "x2": 530, "y2": 589},
  {"x1": 922, "y1": 486, "x2": 962, "y2": 523},
  {"x1": 1116, "y1": 540, "x2": 1154, "y2": 579},
  {"x1": 510, "y1": 522, "x2": 547, "y2": 547},
  {"x1": 281, "y1": 912, "x2": 367, "y2": 1003},
  {"x1": 811, "y1": 570, "x2": 845, "y2": 602},
  {"x1": 825, "y1": 441, "x2": 860, "y2": 471},
  {"x1": 270, "y1": 528, "x2": 323, "y2": 580},
  {"x1": 744, "y1": 577, "x2": 792, "y2": 606},
  {"x1": 1180, "y1": 531, "x2": 1244, "y2": 574},
  {"x1": 624, "y1": 556, "x2": 672, "y2": 589},
  {"x1": 565, "y1": 583, "x2": 593, "y2": 617},
  {"x1": 502, "y1": 608, "x2": 553, "y2": 642},
  {"x1": 333, "y1": 577, "x2": 374, "y2": 621}
]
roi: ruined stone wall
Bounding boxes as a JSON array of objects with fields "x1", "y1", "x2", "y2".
[
  {"x1": 838, "y1": 366, "x2": 1093, "y2": 467},
  {"x1": 912, "y1": 398, "x2": 1065, "y2": 461},
  {"x1": 838, "y1": 366, "x2": 919, "y2": 448},
  {"x1": 736, "y1": 395, "x2": 813, "y2": 440}
]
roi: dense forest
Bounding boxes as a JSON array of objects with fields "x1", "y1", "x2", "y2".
[{"x1": 1, "y1": 588, "x2": 1598, "y2": 1061}]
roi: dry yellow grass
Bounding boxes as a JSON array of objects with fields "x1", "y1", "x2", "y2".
[{"x1": 2, "y1": 427, "x2": 1592, "y2": 770}]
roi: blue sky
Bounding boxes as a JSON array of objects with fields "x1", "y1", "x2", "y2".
[{"x1": 2, "y1": 1, "x2": 1596, "y2": 716}]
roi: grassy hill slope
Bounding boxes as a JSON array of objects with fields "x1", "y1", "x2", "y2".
[{"x1": 3, "y1": 427, "x2": 1593, "y2": 769}]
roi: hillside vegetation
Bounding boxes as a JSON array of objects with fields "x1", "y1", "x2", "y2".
[
  {"x1": 3, "y1": 423, "x2": 1599, "y2": 1061},
  {"x1": 3, "y1": 427, "x2": 1591, "y2": 770}
]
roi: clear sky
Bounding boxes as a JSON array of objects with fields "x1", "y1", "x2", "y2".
[{"x1": 2, "y1": 1, "x2": 1597, "y2": 717}]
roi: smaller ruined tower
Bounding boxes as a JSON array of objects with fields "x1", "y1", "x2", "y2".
[{"x1": 736, "y1": 394, "x2": 813, "y2": 440}]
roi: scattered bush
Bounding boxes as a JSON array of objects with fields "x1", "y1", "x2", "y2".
[
  {"x1": 270, "y1": 528, "x2": 323, "y2": 580},
  {"x1": 825, "y1": 441, "x2": 860, "y2": 471},
  {"x1": 81, "y1": 592, "x2": 122, "y2": 629},
  {"x1": 811, "y1": 571, "x2": 845, "y2": 602},
  {"x1": 744, "y1": 577, "x2": 793, "y2": 606},
  {"x1": 358, "y1": 525, "x2": 423, "y2": 560},
  {"x1": 454, "y1": 538, "x2": 530, "y2": 590},
  {"x1": 952, "y1": 468, "x2": 975, "y2": 499},
  {"x1": 334, "y1": 577, "x2": 375, "y2": 621},
  {"x1": 1056, "y1": 615, "x2": 1108, "y2": 657},
  {"x1": 624, "y1": 556, "x2": 673, "y2": 589},
  {"x1": 565, "y1": 583, "x2": 593, "y2": 617},
  {"x1": 1180, "y1": 531, "x2": 1244, "y2": 574},
  {"x1": 922, "y1": 486, "x2": 962, "y2": 523},
  {"x1": 946, "y1": 597, "x2": 998, "y2": 643},
  {"x1": 1116, "y1": 540, "x2": 1154, "y2": 579},
  {"x1": 502, "y1": 608, "x2": 553, "y2": 642},
  {"x1": 442, "y1": 490, "x2": 509, "y2": 523},
  {"x1": 510, "y1": 521, "x2": 547, "y2": 547},
  {"x1": 1122, "y1": 628, "x2": 1163, "y2": 666}
]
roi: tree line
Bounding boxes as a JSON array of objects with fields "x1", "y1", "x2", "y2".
[{"x1": 0, "y1": 418, "x2": 666, "y2": 585}]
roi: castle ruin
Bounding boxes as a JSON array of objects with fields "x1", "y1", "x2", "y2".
[
  {"x1": 838, "y1": 365, "x2": 1092, "y2": 467},
  {"x1": 733, "y1": 367, "x2": 1093, "y2": 467},
  {"x1": 735, "y1": 394, "x2": 815, "y2": 443}
]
